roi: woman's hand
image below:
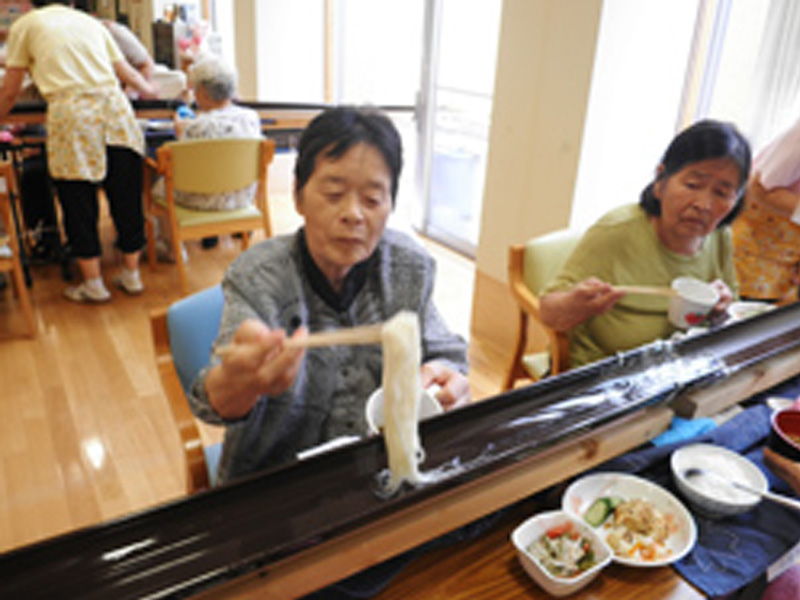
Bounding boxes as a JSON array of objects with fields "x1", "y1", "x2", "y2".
[
  {"x1": 420, "y1": 361, "x2": 470, "y2": 411},
  {"x1": 540, "y1": 277, "x2": 625, "y2": 332},
  {"x1": 764, "y1": 446, "x2": 800, "y2": 497},
  {"x1": 205, "y1": 319, "x2": 307, "y2": 419},
  {"x1": 709, "y1": 278, "x2": 734, "y2": 314}
]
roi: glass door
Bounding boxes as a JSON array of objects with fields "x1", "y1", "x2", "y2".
[{"x1": 415, "y1": 0, "x2": 502, "y2": 256}]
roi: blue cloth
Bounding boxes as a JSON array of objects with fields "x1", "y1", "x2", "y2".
[
  {"x1": 651, "y1": 415, "x2": 718, "y2": 447},
  {"x1": 597, "y1": 402, "x2": 800, "y2": 598}
]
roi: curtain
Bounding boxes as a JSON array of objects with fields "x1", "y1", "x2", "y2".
[{"x1": 744, "y1": 0, "x2": 800, "y2": 151}]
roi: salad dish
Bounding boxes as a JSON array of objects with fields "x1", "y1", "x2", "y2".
[
  {"x1": 562, "y1": 472, "x2": 697, "y2": 567},
  {"x1": 511, "y1": 509, "x2": 612, "y2": 597}
]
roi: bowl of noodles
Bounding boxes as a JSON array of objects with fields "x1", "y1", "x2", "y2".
[{"x1": 365, "y1": 385, "x2": 443, "y2": 435}]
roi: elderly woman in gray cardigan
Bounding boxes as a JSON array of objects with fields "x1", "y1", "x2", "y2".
[{"x1": 189, "y1": 106, "x2": 470, "y2": 484}]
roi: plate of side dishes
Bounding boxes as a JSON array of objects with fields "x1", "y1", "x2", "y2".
[{"x1": 562, "y1": 472, "x2": 697, "y2": 567}]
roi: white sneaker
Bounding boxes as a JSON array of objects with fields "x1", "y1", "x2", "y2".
[
  {"x1": 113, "y1": 270, "x2": 144, "y2": 295},
  {"x1": 63, "y1": 281, "x2": 111, "y2": 303}
]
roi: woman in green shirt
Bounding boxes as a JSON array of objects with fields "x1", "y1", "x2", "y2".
[{"x1": 541, "y1": 120, "x2": 751, "y2": 368}]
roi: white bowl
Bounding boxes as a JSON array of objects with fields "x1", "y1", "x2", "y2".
[
  {"x1": 727, "y1": 300, "x2": 775, "y2": 322},
  {"x1": 562, "y1": 473, "x2": 697, "y2": 567},
  {"x1": 671, "y1": 443, "x2": 767, "y2": 518},
  {"x1": 365, "y1": 385, "x2": 443, "y2": 435},
  {"x1": 511, "y1": 509, "x2": 612, "y2": 597},
  {"x1": 668, "y1": 277, "x2": 719, "y2": 328}
]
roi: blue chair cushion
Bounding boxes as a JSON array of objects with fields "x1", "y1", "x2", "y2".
[
  {"x1": 203, "y1": 443, "x2": 222, "y2": 487},
  {"x1": 167, "y1": 284, "x2": 225, "y2": 394}
]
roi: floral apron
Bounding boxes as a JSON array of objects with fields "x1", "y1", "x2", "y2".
[{"x1": 45, "y1": 85, "x2": 144, "y2": 182}]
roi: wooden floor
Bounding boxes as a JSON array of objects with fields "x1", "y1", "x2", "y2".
[{"x1": 0, "y1": 153, "x2": 511, "y2": 555}]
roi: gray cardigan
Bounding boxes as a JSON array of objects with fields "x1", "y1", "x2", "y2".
[{"x1": 189, "y1": 228, "x2": 468, "y2": 484}]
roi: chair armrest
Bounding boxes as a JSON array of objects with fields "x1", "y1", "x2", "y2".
[
  {"x1": 508, "y1": 244, "x2": 543, "y2": 320},
  {"x1": 507, "y1": 244, "x2": 570, "y2": 375},
  {"x1": 150, "y1": 306, "x2": 212, "y2": 494}
]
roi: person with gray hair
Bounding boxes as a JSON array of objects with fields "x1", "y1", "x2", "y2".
[
  {"x1": 173, "y1": 56, "x2": 261, "y2": 153},
  {"x1": 152, "y1": 55, "x2": 262, "y2": 258},
  {"x1": 163, "y1": 55, "x2": 262, "y2": 212}
]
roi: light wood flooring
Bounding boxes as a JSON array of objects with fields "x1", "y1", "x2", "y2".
[{"x1": 0, "y1": 154, "x2": 511, "y2": 555}]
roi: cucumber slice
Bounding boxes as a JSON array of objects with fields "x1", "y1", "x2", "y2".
[
  {"x1": 584, "y1": 497, "x2": 612, "y2": 527},
  {"x1": 606, "y1": 496, "x2": 625, "y2": 509}
]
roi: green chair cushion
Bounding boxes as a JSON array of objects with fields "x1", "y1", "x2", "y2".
[{"x1": 153, "y1": 195, "x2": 262, "y2": 227}]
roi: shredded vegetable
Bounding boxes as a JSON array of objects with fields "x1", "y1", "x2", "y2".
[{"x1": 528, "y1": 521, "x2": 597, "y2": 578}]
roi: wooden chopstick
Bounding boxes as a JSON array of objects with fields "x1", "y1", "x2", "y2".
[
  {"x1": 614, "y1": 285, "x2": 677, "y2": 297},
  {"x1": 214, "y1": 323, "x2": 383, "y2": 357},
  {"x1": 283, "y1": 323, "x2": 383, "y2": 348}
]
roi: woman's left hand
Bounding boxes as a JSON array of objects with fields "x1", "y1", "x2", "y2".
[
  {"x1": 420, "y1": 361, "x2": 470, "y2": 411},
  {"x1": 709, "y1": 278, "x2": 734, "y2": 313}
]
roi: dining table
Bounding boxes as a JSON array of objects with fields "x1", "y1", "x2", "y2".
[{"x1": 2, "y1": 303, "x2": 800, "y2": 600}]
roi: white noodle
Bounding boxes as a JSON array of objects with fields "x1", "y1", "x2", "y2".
[{"x1": 380, "y1": 311, "x2": 427, "y2": 494}]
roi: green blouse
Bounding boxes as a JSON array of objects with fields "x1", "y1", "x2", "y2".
[{"x1": 544, "y1": 204, "x2": 737, "y2": 368}]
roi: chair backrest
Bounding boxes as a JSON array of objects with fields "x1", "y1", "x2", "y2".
[
  {"x1": 167, "y1": 284, "x2": 225, "y2": 393},
  {"x1": 0, "y1": 160, "x2": 36, "y2": 337},
  {"x1": 150, "y1": 284, "x2": 225, "y2": 493},
  {"x1": 159, "y1": 137, "x2": 270, "y2": 195},
  {"x1": 503, "y1": 228, "x2": 581, "y2": 390},
  {"x1": 522, "y1": 228, "x2": 582, "y2": 295}
]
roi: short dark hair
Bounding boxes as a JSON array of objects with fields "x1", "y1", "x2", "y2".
[
  {"x1": 639, "y1": 119, "x2": 751, "y2": 227},
  {"x1": 31, "y1": 0, "x2": 70, "y2": 7},
  {"x1": 294, "y1": 106, "x2": 403, "y2": 205}
]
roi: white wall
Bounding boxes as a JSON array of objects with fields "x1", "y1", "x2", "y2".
[
  {"x1": 476, "y1": 0, "x2": 603, "y2": 278},
  {"x1": 568, "y1": 0, "x2": 699, "y2": 233},
  {"x1": 705, "y1": 0, "x2": 769, "y2": 136},
  {"x1": 253, "y1": 1, "x2": 325, "y2": 102},
  {"x1": 336, "y1": 0, "x2": 424, "y2": 104}
]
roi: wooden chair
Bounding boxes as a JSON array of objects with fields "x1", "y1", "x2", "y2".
[
  {"x1": 0, "y1": 160, "x2": 36, "y2": 337},
  {"x1": 150, "y1": 284, "x2": 225, "y2": 494},
  {"x1": 502, "y1": 228, "x2": 581, "y2": 391},
  {"x1": 144, "y1": 137, "x2": 276, "y2": 295}
]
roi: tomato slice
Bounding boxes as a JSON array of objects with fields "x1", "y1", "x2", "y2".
[{"x1": 546, "y1": 521, "x2": 575, "y2": 538}]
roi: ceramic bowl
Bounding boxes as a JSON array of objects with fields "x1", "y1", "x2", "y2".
[
  {"x1": 668, "y1": 277, "x2": 719, "y2": 328},
  {"x1": 671, "y1": 443, "x2": 767, "y2": 518},
  {"x1": 365, "y1": 385, "x2": 443, "y2": 435},
  {"x1": 562, "y1": 472, "x2": 696, "y2": 566},
  {"x1": 769, "y1": 408, "x2": 800, "y2": 461},
  {"x1": 727, "y1": 300, "x2": 775, "y2": 322},
  {"x1": 511, "y1": 509, "x2": 612, "y2": 597}
]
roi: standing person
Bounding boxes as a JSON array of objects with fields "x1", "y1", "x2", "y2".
[
  {"x1": 72, "y1": 0, "x2": 157, "y2": 91},
  {"x1": 188, "y1": 106, "x2": 470, "y2": 485},
  {"x1": 732, "y1": 118, "x2": 800, "y2": 304},
  {"x1": 540, "y1": 120, "x2": 750, "y2": 368},
  {"x1": 0, "y1": 0, "x2": 158, "y2": 303}
]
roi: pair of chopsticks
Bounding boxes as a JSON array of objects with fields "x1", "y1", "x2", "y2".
[
  {"x1": 214, "y1": 323, "x2": 383, "y2": 357},
  {"x1": 614, "y1": 284, "x2": 677, "y2": 298}
]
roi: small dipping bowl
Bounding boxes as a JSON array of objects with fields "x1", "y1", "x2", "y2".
[
  {"x1": 365, "y1": 385, "x2": 443, "y2": 435},
  {"x1": 668, "y1": 277, "x2": 719, "y2": 328},
  {"x1": 769, "y1": 408, "x2": 800, "y2": 461},
  {"x1": 671, "y1": 443, "x2": 767, "y2": 518},
  {"x1": 511, "y1": 509, "x2": 612, "y2": 597}
]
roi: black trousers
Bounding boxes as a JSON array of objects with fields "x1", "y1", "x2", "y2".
[{"x1": 54, "y1": 146, "x2": 144, "y2": 258}]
